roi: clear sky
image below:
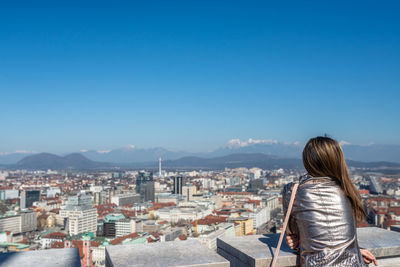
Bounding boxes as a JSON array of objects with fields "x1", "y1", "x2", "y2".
[{"x1": 1, "y1": 1, "x2": 399, "y2": 153}]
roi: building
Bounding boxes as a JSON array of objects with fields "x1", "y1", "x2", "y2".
[
  {"x1": 181, "y1": 185, "x2": 197, "y2": 201},
  {"x1": 0, "y1": 189, "x2": 19, "y2": 200},
  {"x1": 40, "y1": 232, "x2": 67, "y2": 249},
  {"x1": 155, "y1": 204, "x2": 214, "y2": 224},
  {"x1": 369, "y1": 176, "x2": 384, "y2": 194},
  {"x1": 0, "y1": 210, "x2": 37, "y2": 234},
  {"x1": 245, "y1": 207, "x2": 270, "y2": 229},
  {"x1": 59, "y1": 193, "x2": 97, "y2": 236},
  {"x1": 46, "y1": 187, "x2": 61, "y2": 198},
  {"x1": 102, "y1": 213, "x2": 125, "y2": 238},
  {"x1": 248, "y1": 179, "x2": 264, "y2": 192},
  {"x1": 103, "y1": 222, "x2": 116, "y2": 238},
  {"x1": 111, "y1": 193, "x2": 141, "y2": 206},
  {"x1": 136, "y1": 171, "x2": 155, "y2": 202},
  {"x1": 115, "y1": 219, "x2": 140, "y2": 237},
  {"x1": 229, "y1": 217, "x2": 254, "y2": 236},
  {"x1": 20, "y1": 189, "x2": 40, "y2": 209},
  {"x1": 172, "y1": 176, "x2": 183, "y2": 195}
]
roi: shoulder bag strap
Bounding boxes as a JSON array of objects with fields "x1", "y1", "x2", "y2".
[{"x1": 271, "y1": 183, "x2": 299, "y2": 267}]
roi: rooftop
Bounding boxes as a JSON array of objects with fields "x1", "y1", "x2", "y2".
[{"x1": 0, "y1": 227, "x2": 399, "y2": 266}]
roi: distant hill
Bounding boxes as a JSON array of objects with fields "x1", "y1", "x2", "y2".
[
  {"x1": 162, "y1": 153, "x2": 400, "y2": 170},
  {"x1": 79, "y1": 142, "x2": 400, "y2": 164},
  {"x1": 2, "y1": 141, "x2": 400, "y2": 165},
  {"x1": 162, "y1": 153, "x2": 304, "y2": 170},
  {"x1": 15, "y1": 153, "x2": 110, "y2": 170},
  {"x1": 7, "y1": 152, "x2": 400, "y2": 171},
  {"x1": 80, "y1": 146, "x2": 191, "y2": 163}
]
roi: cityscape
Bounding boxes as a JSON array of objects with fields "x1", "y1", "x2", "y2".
[
  {"x1": 1, "y1": 1, "x2": 400, "y2": 266},
  {"x1": 0, "y1": 151, "x2": 399, "y2": 266}
]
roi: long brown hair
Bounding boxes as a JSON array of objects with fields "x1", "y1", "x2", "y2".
[{"x1": 302, "y1": 136, "x2": 366, "y2": 221}]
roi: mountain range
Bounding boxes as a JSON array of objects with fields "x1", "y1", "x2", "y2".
[
  {"x1": 1, "y1": 139, "x2": 400, "y2": 167},
  {"x1": 14, "y1": 153, "x2": 109, "y2": 170},
  {"x1": 4, "y1": 152, "x2": 400, "y2": 171}
]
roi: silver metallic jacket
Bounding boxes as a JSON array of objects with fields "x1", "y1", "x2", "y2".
[{"x1": 282, "y1": 175, "x2": 366, "y2": 267}]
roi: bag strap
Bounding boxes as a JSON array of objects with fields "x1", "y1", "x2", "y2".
[{"x1": 271, "y1": 183, "x2": 299, "y2": 267}]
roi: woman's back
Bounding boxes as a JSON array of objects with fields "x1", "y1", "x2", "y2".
[{"x1": 283, "y1": 175, "x2": 366, "y2": 266}]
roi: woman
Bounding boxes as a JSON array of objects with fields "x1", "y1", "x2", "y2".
[{"x1": 282, "y1": 136, "x2": 377, "y2": 266}]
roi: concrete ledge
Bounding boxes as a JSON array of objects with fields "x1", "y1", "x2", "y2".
[
  {"x1": 105, "y1": 239, "x2": 229, "y2": 267},
  {"x1": 0, "y1": 248, "x2": 81, "y2": 267},
  {"x1": 217, "y1": 227, "x2": 400, "y2": 267},
  {"x1": 358, "y1": 227, "x2": 400, "y2": 258}
]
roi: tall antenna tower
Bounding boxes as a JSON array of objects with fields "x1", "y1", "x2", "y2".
[{"x1": 159, "y1": 157, "x2": 162, "y2": 177}]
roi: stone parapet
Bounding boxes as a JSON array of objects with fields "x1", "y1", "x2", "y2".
[
  {"x1": 217, "y1": 227, "x2": 400, "y2": 267},
  {"x1": 105, "y1": 239, "x2": 229, "y2": 267},
  {"x1": 0, "y1": 248, "x2": 80, "y2": 267}
]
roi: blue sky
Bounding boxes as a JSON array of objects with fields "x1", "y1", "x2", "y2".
[{"x1": 1, "y1": 1, "x2": 400, "y2": 153}]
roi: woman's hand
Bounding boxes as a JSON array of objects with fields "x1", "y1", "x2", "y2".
[
  {"x1": 360, "y1": 249, "x2": 378, "y2": 266},
  {"x1": 285, "y1": 234, "x2": 299, "y2": 250}
]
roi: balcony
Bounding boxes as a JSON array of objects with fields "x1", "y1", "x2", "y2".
[{"x1": 0, "y1": 227, "x2": 399, "y2": 266}]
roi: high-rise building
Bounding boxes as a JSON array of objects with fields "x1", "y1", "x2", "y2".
[
  {"x1": 20, "y1": 189, "x2": 40, "y2": 209},
  {"x1": 172, "y1": 176, "x2": 183, "y2": 195},
  {"x1": 60, "y1": 193, "x2": 97, "y2": 236},
  {"x1": 136, "y1": 171, "x2": 155, "y2": 202}
]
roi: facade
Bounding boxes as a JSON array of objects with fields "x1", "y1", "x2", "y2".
[
  {"x1": 92, "y1": 246, "x2": 106, "y2": 266},
  {"x1": 181, "y1": 185, "x2": 197, "y2": 201},
  {"x1": 103, "y1": 222, "x2": 116, "y2": 238},
  {"x1": 0, "y1": 215, "x2": 20, "y2": 233},
  {"x1": 248, "y1": 179, "x2": 264, "y2": 192},
  {"x1": 111, "y1": 193, "x2": 141, "y2": 206},
  {"x1": 246, "y1": 207, "x2": 270, "y2": 229},
  {"x1": 230, "y1": 217, "x2": 254, "y2": 236},
  {"x1": 60, "y1": 193, "x2": 97, "y2": 236},
  {"x1": 20, "y1": 210, "x2": 37, "y2": 232},
  {"x1": 20, "y1": 189, "x2": 41, "y2": 209},
  {"x1": 156, "y1": 206, "x2": 213, "y2": 223},
  {"x1": 102, "y1": 213, "x2": 125, "y2": 238},
  {"x1": 172, "y1": 176, "x2": 183, "y2": 195},
  {"x1": 46, "y1": 187, "x2": 61, "y2": 198},
  {"x1": 136, "y1": 171, "x2": 155, "y2": 202},
  {"x1": 0, "y1": 211, "x2": 37, "y2": 234},
  {"x1": 115, "y1": 219, "x2": 138, "y2": 237},
  {"x1": 369, "y1": 176, "x2": 384, "y2": 194},
  {"x1": 264, "y1": 195, "x2": 279, "y2": 212},
  {"x1": 0, "y1": 189, "x2": 19, "y2": 200}
]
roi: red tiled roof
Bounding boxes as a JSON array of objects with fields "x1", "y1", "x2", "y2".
[
  {"x1": 49, "y1": 208, "x2": 61, "y2": 214},
  {"x1": 110, "y1": 232, "x2": 139, "y2": 245},
  {"x1": 121, "y1": 210, "x2": 136, "y2": 218},
  {"x1": 90, "y1": 241, "x2": 100, "y2": 247},
  {"x1": 193, "y1": 215, "x2": 227, "y2": 226},
  {"x1": 247, "y1": 199, "x2": 261, "y2": 205},
  {"x1": 150, "y1": 202, "x2": 176, "y2": 210},
  {"x1": 43, "y1": 232, "x2": 67, "y2": 239}
]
